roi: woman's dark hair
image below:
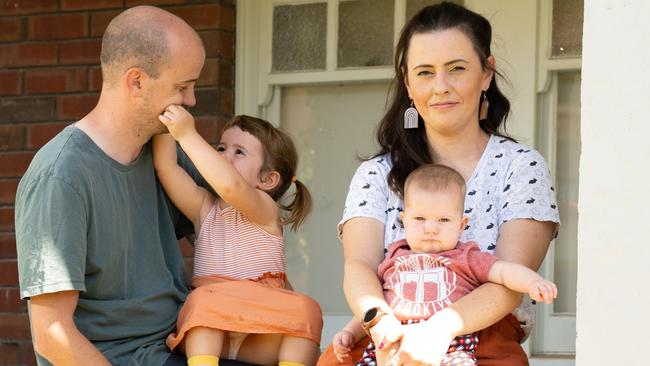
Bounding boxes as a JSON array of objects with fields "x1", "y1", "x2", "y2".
[{"x1": 375, "y1": 1, "x2": 514, "y2": 197}]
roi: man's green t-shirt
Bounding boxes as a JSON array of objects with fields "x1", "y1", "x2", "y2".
[{"x1": 15, "y1": 126, "x2": 191, "y2": 365}]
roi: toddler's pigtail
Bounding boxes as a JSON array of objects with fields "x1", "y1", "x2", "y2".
[{"x1": 281, "y1": 178, "x2": 312, "y2": 232}]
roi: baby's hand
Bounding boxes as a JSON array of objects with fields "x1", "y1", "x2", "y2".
[
  {"x1": 158, "y1": 105, "x2": 197, "y2": 141},
  {"x1": 332, "y1": 330, "x2": 355, "y2": 362},
  {"x1": 528, "y1": 278, "x2": 557, "y2": 304}
]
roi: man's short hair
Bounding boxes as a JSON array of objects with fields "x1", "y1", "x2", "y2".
[
  {"x1": 404, "y1": 164, "x2": 467, "y2": 200},
  {"x1": 100, "y1": 7, "x2": 171, "y2": 83}
]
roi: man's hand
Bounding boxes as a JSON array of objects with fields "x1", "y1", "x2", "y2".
[{"x1": 159, "y1": 104, "x2": 198, "y2": 142}]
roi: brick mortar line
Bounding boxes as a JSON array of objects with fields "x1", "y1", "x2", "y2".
[
  {"x1": 4, "y1": 91, "x2": 98, "y2": 97},
  {"x1": 0, "y1": 121, "x2": 69, "y2": 126},
  {"x1": 0, "y1": 0, "x2": 236, "y2": 17},
  {"x1": 0, "y1": 8, "x2": 123, "y2": 18},
  {"x1": 0, "y1": 149, "x2": 36, "y2": 153},
  {"x1": 1, "y1": 93, "x2": 95, "y2": 97},
  {"x1": 0, "y1": 30, "x2": 232, "y2": 43},
  {"x1": 0, "y1": 150, "x2": 35, "y2": 154},
  {"x1": 2, "y1": 64, "x2": 96, "y2": 71}
]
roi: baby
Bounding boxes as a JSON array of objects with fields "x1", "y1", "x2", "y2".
[{"x1": 333, "y1": 164, "x2": 557, "y2": 365}]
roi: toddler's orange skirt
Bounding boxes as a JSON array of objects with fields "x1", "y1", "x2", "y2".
[{"x1": 167, "y1": 272, "x2": 323, "y2": 351}]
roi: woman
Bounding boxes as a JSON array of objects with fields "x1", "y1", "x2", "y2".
[{"x1": 319, "y1": 2, "x2": 559, "y2": 365}]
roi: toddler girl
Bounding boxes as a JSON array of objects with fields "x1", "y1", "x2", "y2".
[{"x1": 153, "y1": 106, "x2": 322, "y2": 366}]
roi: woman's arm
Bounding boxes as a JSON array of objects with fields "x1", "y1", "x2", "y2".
[
  {"x1": 342, "y1": 217, "x2": 404, "y2": 346},
  {"x1": 342, "y1": 217, "x2": 386, "y2": 317}
]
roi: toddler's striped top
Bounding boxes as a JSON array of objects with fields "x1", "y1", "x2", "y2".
[{"x1": 193, "y1": 202, "x2": 285, "y2": 280}]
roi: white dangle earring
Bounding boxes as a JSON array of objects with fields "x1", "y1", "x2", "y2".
[
  {"x1": 404, "y1": 100, "x2": 419, "y2": 129},
  {"x1": 479, "y1": 90, "x2": 489, "y2": 121}
]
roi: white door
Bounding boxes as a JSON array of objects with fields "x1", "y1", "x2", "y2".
[
  {"x1": 236, "y1": 0, "x2": 579, "y2": 362},
  {"x1": 280, "y1": 83, "x2": 388, "y2": 344}
]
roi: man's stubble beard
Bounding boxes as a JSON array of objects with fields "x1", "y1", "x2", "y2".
[{"x1": 135, "y1": 101, "x2": 168, "y2": 138}]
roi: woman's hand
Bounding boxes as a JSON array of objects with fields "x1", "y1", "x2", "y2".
[
  {"x1": 392, "y1": 311, "x2": 459, "y2": 366},
  {"x1": 370, "y1": 313, "x2": 404, "y2": 350},
  {"x1": 370, "y1": 313, "x2": 404, "y2": 366},
  {"x1": 158, "y1": 104, "x2": 198, "y2": 142}
]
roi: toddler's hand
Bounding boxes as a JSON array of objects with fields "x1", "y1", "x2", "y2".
[
  {"x1": 333, "y1": 330, "x2": 355, "y2": 362},
  {"x1": 528, "y1": 278, "x2": 557, "y2": 304},
  {"x1": 158, "y1": 105, "x2": 197, "y2": 142}
]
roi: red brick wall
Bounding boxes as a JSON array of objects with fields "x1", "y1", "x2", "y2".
[{"x1": 0, "y1": 1, "x2": 235, "y2": 364}]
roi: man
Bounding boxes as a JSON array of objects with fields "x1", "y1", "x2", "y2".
[{"x1": 15, "y1": 6, "x2": 250, "y2": 366}]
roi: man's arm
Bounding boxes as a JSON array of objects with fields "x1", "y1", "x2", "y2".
[{"x1": 30, "y1": 291, "x2": 111, "y2": 366}]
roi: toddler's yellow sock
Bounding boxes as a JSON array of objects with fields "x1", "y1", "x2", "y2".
[
  {"x1": 278, "y1": 362, "x2": 305, "y2": 366},
  {"x1": 188, "y1": 355, "x2": 219, "y2": 366}
]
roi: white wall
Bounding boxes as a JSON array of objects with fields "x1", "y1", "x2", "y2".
[{"x1": 578, "y1": 1, "x2": 650, "y2": 365}]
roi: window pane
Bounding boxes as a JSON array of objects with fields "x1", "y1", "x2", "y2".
[
  {"x1": 554, "y1": 71, "x2": 580, "y2": 313},
  {"x1": 272, "y1": 3, "x2": 327, "y2": 72},
  {"x1": 406, "y1": 0, "x2": 463, "y2": 21},
  {"x1": 552, "y1": 0, "x2": 583, "y2": 57},
  {"x1": 338, "y1": 0, "x2": 394, "y2": 68}
]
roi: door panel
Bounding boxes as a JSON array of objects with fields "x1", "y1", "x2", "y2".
[{"x1": 280, "y1": 82, "x2": 390, "y2": 345}]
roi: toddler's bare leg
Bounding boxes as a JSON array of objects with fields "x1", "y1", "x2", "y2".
[
  {"x1": 185, "y1": 326, "x2": 226, "y2": 364},
  {"x1": 278, "y1": 336, "x2": 320, "y2": 366}
]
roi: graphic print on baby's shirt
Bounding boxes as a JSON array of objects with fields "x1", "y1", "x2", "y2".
[
  {"x1": 380, "y1": 240, "x2": 497, "y2": 322},
  {"x1": 384, "y1": 254, "x2": 456, "y2": 319}
]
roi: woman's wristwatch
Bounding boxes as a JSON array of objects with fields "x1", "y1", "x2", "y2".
[{"x1": 361, "y1": 307, "x2": 387, "y2": 335}]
